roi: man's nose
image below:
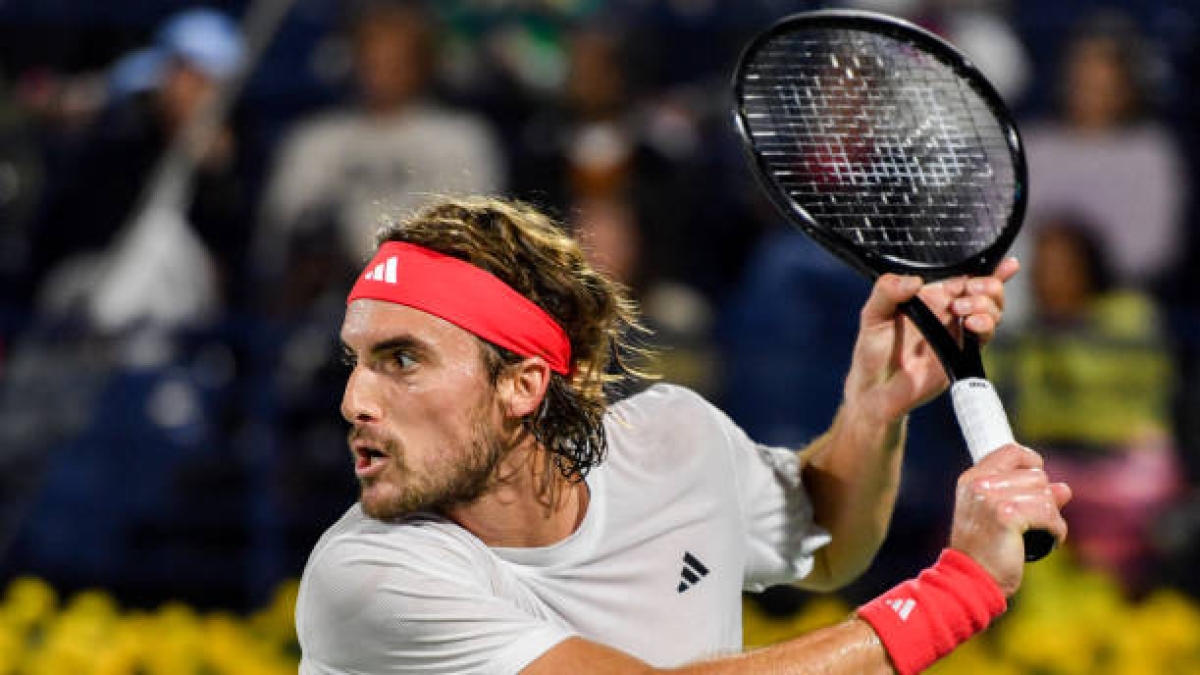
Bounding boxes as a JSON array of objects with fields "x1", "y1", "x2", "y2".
[{"x1": 341, "y1": 366, "x2": 382, "y2": 424}]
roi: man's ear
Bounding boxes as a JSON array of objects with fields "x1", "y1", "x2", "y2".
[{"x1": 497, "y1": 357, "x2": 552, "y2": 419}]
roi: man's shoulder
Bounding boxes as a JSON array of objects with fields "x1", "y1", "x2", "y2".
[
  {"x1": 604, "y1": 383, "x2": 741, "y2": 470},
  {"x1": 297, "y1": 506, "x2": 500, "y2": 627},
  {"x1": 608, "y1": 383, "x2": 723, "y2": 428},
  {"x1": 303, "y1": 505, "x2": 489, "y2": 582},
  {"x1": 295, "y1": 507, "x2": 527, "y2": 671}
]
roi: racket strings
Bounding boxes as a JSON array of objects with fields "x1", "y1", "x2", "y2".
[{"x1": 741, "y1": 29, "x2": 1016, "y2": 264}]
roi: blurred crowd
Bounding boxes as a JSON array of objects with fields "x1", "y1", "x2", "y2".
[{"x1": 1, "y1": 0, "x2": 1200, "y2": 613}]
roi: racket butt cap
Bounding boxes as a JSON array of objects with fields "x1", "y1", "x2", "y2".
[{"x1": 1023, "y1": 529, "x2": 1056, "y2": 562}]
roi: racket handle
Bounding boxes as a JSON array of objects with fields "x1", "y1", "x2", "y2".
[
  {"x1": 949, "y1": 378, "x2": 1057, "y2": 562},
  {"x1": 949, "y1": 378, "x2": 1015, "y2": 463}
]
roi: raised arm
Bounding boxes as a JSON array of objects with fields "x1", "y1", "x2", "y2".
[
  {"x1": 798, "y1": 258, "x2": 1020, "y2": 590},
  {"x1": 524, "y1": 442, "x2": 1069, "y2": 675}
]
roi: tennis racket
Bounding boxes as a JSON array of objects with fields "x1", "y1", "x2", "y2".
[{"x1": 733, "y1": 9, "x2": 1055, "y2": 561}]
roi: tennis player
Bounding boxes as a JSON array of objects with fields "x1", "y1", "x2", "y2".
[{"x1": 296, "y1": 197, "x2": 1069, "y2": 674}]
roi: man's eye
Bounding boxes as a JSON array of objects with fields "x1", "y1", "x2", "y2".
[{"x1": 394, "y1": 350, "x2": 417, "y2": 369}]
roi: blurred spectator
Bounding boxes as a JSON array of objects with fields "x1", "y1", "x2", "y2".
[
  {"x1": 29, "y1": 7, "x2": 250, "y2": 323},
  {"x1": 256, "y1": 0, "x2": 506, "y2": 309},
  {"x1": 848, "y1": 0, "x2": 1032, "y2": 104},
  {"x1": 569, "y1": 195, "x2": 718, "y2": 399},
  {"x1": 1019, "y1": 12, "x2": 1187, "y2": 300},
  {"x1": 514, "y1": 20, "x2": 705, "y2": 291},
  {"x1": 0, "y1": 7, "x2": 263, "y2": 607},
  {"x1": 987, "y1": 215, "x2": 1184, "y2": 594},
  {"x1": 718, "y1": 231, "x2": 866, "y2": 449},
  {"x1": 0, "y1": 75, "x2": 45, "y2": 311}
]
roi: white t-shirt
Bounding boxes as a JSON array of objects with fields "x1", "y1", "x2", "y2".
[
  {"x1": 296, "y1": 384, "x2": 830, "y2": 674},
  {"x1": 259, "y1": 102, "x2": 506, "y2": 264}
]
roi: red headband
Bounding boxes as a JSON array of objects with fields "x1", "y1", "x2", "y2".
[{"x1": 347, "y1": 242, "x2": 572, "y2": 375}]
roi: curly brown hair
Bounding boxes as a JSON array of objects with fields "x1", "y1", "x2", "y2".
[{"x1": 373, "y1": 196, "x2": 651, "y2": 482}]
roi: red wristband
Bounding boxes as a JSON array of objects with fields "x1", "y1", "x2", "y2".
[{"x1": 856, "y1": 549, "x2": 1007, "y2": 675}]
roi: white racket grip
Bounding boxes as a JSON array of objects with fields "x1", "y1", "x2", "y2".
[{"x1": 950, "y1": 378, "x2": 1015, "y2": 464}]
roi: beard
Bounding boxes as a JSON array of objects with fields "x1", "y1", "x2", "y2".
[{"x1": 355, "y1": 408, "x2": 509, "y2": 521}]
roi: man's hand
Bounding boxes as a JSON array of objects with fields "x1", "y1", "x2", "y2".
[
  {"x1": 949, "y1": 444, "x2": 1071, "y2": 596},
  {"x1": 843, "y1": 257, "x2": 1020, "y2": 426}
]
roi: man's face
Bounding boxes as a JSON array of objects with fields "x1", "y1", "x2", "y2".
[{"x1": 339, "y1": 299, "x2": 508, "y2": 520}]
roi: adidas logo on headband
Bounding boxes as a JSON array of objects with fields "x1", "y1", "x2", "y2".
[
  {"x1": 363, "y1": 256, "x2": 398, "y2": 284},
  {"x1": 348, "y1": 242, "x2": 573, "y2": 375}
]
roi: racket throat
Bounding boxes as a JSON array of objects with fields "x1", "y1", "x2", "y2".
[{"x1": 899, "y1": 299, "x2": 986, "y2": 381}]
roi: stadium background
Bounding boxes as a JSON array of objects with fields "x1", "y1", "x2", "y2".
[{"x1": 1, "y1": 0, "x2": 1199, "y2": 671}]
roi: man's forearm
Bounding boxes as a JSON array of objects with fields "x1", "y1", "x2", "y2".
[
  {"x1": 524, "y1": 620, "x2": 894, "y2": 675},
  {"x1": 677, "y1": 618, "x2": 893, "y2": 675},
  {"x1": 799, "y1": 402, "x2": 906, "y2": 590}
]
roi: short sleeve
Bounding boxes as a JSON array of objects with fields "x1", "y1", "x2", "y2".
[
  {"x1": 626, "y1": 385, "x2": 831, "y2": 592},
  {"x1": 712, "y1": 402, "x2": 832, "y2": 591},
  {"x1": 297, "y1": 530, "x2": 573, "y2": 674}
]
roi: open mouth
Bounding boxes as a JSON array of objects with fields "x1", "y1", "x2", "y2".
[{"x1": 355, "y1": 446, "x2": 389, "y2": 474}]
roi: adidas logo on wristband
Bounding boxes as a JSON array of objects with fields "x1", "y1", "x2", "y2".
[
  {"x1": 857, "y1": 549, "x2": 1007, "y2": 675},
  {"x1": 885, "y1": 597, "x2": 916, "y2": 621}
]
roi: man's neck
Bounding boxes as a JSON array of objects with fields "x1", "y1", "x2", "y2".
[{"x1": 444, "y1": 445, "x2": 590, "y2": 549}]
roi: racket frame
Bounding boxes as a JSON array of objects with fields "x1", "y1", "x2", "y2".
[{"x1": 732, "y1": 9, "x2": 1028, "y2": 286}]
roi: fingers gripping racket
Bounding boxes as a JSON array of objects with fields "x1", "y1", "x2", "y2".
[{"x1": 733, "y1": 10, "x2": 1055, "y2": 561}]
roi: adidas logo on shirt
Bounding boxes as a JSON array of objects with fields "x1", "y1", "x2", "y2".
[
  {"x1": 885, "y1": 597, "x2": 916, "y2": 621},
  {"x1": 364, "y1": 256, "x2": 399, "y2": 284},
  {"x1": 676, "y1": 552, "x2": 710, "y2": 593}
]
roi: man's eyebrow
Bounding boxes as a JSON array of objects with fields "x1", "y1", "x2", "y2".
[
  {"x1": 369, "y1": 336, "x2": 424, "y2": 356},
  {"x1": 340, "y1": 336, "x2": 428, "y2": 359}
]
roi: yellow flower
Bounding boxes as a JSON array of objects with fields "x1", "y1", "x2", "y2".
[
  {"x1": 2, "y1": 577, "x2": 57, "y2": 630},
  {"x1": 8, "y1": 563, "x2": 1190, "y2": 675},
  {"x1": 0, "y1": 619, "x2": 25, "y2": 675},
  {"x1": 928, "y1": 637, "x2": 1020, "y2": 675}
]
